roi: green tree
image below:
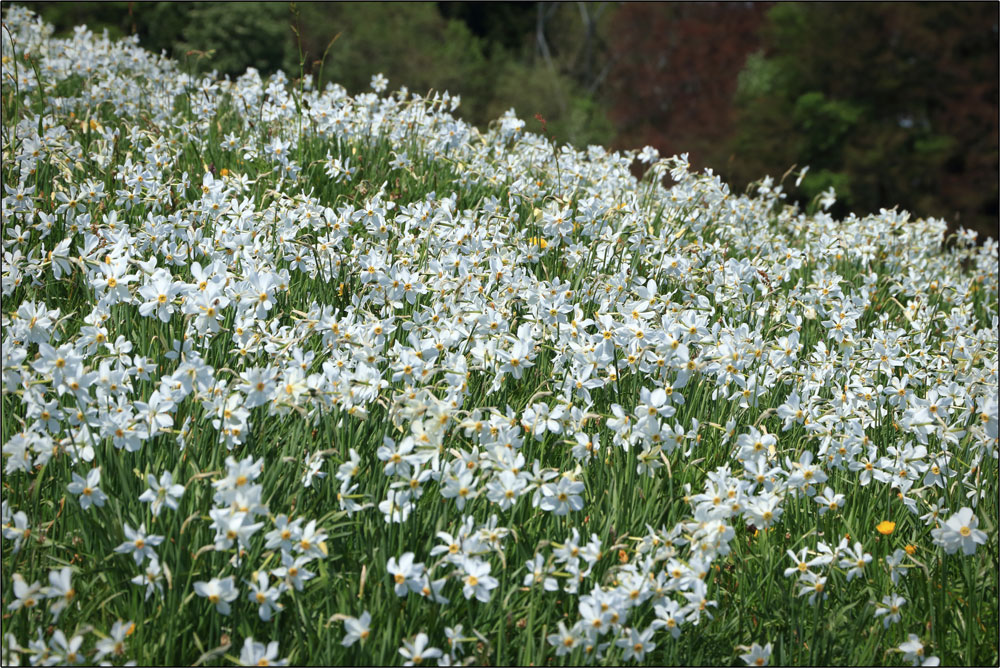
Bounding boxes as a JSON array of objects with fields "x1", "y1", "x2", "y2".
[
  {"x1": 19, "y1": 2, "x2": 617, "y2": 148},
  {"x1": 293, "y1": 3, "x2": 490, "y2": 116},
  {"x1": 170, "y1": 3, "x2": 298, "y2": 77},
  {"x1": 20, "y1": 2, "x2": 298, "y2": 76},
  {"x1": 731, "y1": 2, "x2": 999, "y2": 237}
]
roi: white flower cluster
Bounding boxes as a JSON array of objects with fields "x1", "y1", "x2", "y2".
[{"x1": 1, "y1": 5, "x2": 996, "y2": 665}]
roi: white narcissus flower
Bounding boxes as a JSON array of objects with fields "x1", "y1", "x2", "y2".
[
  {"x1": 138, "y1": 268, "x2": 182, "y2": 322},
  {"x1": 386, "y1": 552, "x2": 424, "y2": 597},
  {"x1": 48, "y1": 629, "x2": 85, "y2": 665},
  {"x1": 931, "y1": 507, "x2": 987, "y2": 555},
  {"x1": 898, "y1": 634, "x2": 935, "y2": 666},
  {"x1": 238, "y1": 637, "x2": 287, "y2": 666},
  {"x1": 94, "y1": 619, "x2": 134, "y2": 662},
  {"x1": 740, "y1": 642, "x2": 773, "y2": 666},
  {"x1": 295, "y1": 519, "x2": 327, "y2": 560},
  {"x1": 370, "y1": 73, "x2": 388, "y2": 93},
  {"x1": 460, "y1": 557, "x2": 499, "y2": 602},
  {"x1": 341, "y1": 611, "x2": 372, "y2": 647},
  {"x1": 379, "y1": 489, "x2": 414, "y2": 524},
  {"x1": 114, "y1": 523, "x2": 164, "y2": 565},
  {"x1": 546, "y1": 621, "x2": 579, "y2": 657},
  {"x1": 193, "y1": 576, "x2": 239, "y2": 615},
  {"x1": 0, "y1": 11, "x2": 997, "y2": 668},
  {"x1": 499, "y1": 339, "x2": 534, "y2": 380},
  {"x1": 130, "y1": 559, "x2": 165, "y2": 601},
  {"x1": 837, "y1": 542, "x2": 872, "y2": 581},
  {"x1": 8, "y1": 573, "x2": 43, "y2": 611},
  {"x1": 45, "y1": 567, "x2": 75, "y2": 620},
  {"x1": 651, "y1": 598, "x2": 686, "y2": 639},
  {"x1": 873, "y1": 593, "x2": 905, "y2": 628},
  {"x1": 137, "y1": 470, "x2": 185, "y2": 516},
  {"x1": 67, "y1": 468, "x2": 108, "y2": 509},
  {"x1": 539, "y1": 476, "x2": 585, "y2": 516},
  {"x1": 616, "y1": 626, "x2": 656, "y2": 662},
  {"x1": 2, "y1": 508, "x2": 30, "y2": 553},
  {"x1": 271, "y1": 551, "x2": 316, "y2": 592},
  {"x1": 248, "y1": 571, "x2": 286, "y2": 622},
  {"x1": 398, "y1": 633, "x2": 441, "y2": 666}
]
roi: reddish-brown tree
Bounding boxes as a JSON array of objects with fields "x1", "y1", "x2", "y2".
[{"x1": 605, "y1": 2, "x2": 772, "y2": 173}]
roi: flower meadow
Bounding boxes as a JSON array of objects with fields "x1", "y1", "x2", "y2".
[{"x1": 1, "y1": 7, "x2": 998, "y2": 666}]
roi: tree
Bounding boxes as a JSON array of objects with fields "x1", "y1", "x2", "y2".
[
  {"x1": 731, "y1": 3, "x2": 999, "y2": 237},
  {"x1": 604, "y1": 2, "x2": 772, "y2": 171}
]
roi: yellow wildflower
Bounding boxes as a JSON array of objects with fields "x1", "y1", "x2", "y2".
[{"x1": 876, "y1": 520, "x2": 896, "y2": 535}]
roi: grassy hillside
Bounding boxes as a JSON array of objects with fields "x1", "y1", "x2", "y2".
[{"x1": 1, "y1": 6, "x2": 997, "y2": 666}]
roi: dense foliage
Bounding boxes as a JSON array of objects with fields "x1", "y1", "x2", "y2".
[
  {"x1": 2, "y1": 7, "x2": 998, "y2": 666},
  {"x1": 727, "y1": 3, "x2": 999, "y2": 239}
]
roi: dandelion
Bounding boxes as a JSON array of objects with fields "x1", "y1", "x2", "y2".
[{"x1": 876, "y1": 520, "x2": 896, "y2": 535}]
